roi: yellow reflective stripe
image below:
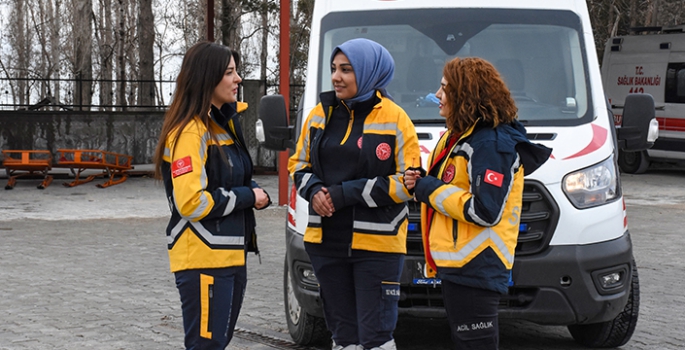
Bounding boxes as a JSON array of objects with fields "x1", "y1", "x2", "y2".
[
  {"x1": 200, "y1": 274, "x2": 214, "y2": 339},
  {"x1": 431, "y1": 228, "x2": 514, "y2": 266},
  {"x1": 288, "y1": 113, "x2": 324, "y2": 175},
  {"x1": 389, "y1": 174, "x2": 413, "y2": 202}
]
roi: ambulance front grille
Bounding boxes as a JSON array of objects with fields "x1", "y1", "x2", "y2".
[
  {"x1": 404, "y1": 180, "x2": 559, "y2": 257},
  {"x1": 517, "y1": 181, "x2": 559, "y2": 256}
]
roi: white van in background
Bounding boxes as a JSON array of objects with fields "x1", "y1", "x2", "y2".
[
  {"x1": 602, "y1": 25, "x2": 685, "y2": 173},
  {"x1": 257, "y1": 0, "x2": 657, "y2": 348}
]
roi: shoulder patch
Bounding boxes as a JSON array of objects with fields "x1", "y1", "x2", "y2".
[
  {"x1": 484, "y1": 169, "x2": 504, "y2": 187},
  {"x1": 172, "y1": 156, "x2": 193, "y2": 178},
  {"x1": 376, "y1": 143, "x2": 392, "y2": 161},
  {"x1": 442, "y1": 164, "x2": 456, "y2": 183}
]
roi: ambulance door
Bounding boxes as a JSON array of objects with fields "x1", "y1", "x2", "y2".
[{"x1": 659, "y1": 51, "x2": 685, "y2": 161}]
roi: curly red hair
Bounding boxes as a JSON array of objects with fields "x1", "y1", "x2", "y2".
[{"x1": 442, "y1": 57, "x2": 518, "y2": 133}]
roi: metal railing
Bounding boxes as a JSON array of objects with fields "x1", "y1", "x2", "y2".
[{"x1": 0, "y1": 77, "x2": 304, "y2": 114}]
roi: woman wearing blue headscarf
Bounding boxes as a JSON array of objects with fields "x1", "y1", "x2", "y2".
[{"x1": 289, "y1": 38, "x2": 421, "y2": 350}]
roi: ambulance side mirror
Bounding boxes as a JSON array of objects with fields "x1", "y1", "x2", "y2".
[
  {"x1": 256, "y1": 94, "x2": 295, "y2": 151},
  {"x1": 616, "y1": 94, "x2": 659, "y2": 152}
]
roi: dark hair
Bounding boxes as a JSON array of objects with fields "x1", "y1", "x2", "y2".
[
  {"x1": 442, "y1": 57, "x2": 517, "y2": 133},
  {"x1": 153, "y1": 42, "x2": 240, "y2": 179}
]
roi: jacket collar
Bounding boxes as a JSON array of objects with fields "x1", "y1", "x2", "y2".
[
  {"x1": 210, "y1": 101, "x2": 248, "y2": 126},
  {"x1": 319, "y1": 90, "x2": 383, "y2": 113}
]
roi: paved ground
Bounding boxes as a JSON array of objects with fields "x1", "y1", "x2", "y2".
[{"x1": 0, "y1": 166, "x2": 684, "y2": 349}]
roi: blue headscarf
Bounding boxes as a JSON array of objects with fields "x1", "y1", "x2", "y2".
[{"x1": 331, "y1": 38, "x2": 395, "y2": 103}]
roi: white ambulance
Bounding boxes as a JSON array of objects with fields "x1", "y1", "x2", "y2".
[
  {"x1": 257, "y1": 0, "x2": 657, "y2": 348},
  {"x1": 602, "y1": 25, "x2": 685, "y2": 173}
]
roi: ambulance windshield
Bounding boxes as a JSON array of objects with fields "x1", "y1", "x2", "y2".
[{"x1": 319, "y1": 9, "x2": 592, "y2": 126}]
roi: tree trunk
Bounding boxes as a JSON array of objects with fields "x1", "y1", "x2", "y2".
[
  {"x1": 137, "y1": 0, "x2": 155, "y2": 108},
  {"x1": 220, "y1": 0, "x2": 242, "y2": 51},
  {"x1": 650, "y1": 0, "x2": 660, "y2": 26},
  {"x1": 125, "y1": 1, "x2": 138, "y2": 107},
  {"x1": 116, "y1": 0, "x2": 126, "y2": 110},
  {"x1": 98, "y1": 0, "x2": 114, "y2": 111},
  {"x1": 260, "y1": 0, "x2": 268, "y2": 82},
  {"x1": 14, "y1": 0, "x2": 27, "y2": 107},
  {"x1": 198, "y1": 0, "x2": 208, "y2": 42},
  {"x1": 629, "y1": 0, "x2": 638, "y2": 29},
  {"x1": 73, "y1": 0, "x2": 93, "y2": 111},
  {"x1": 606, "y1": 1, "x2": 615, "y2": 41},
  {"x1": 33, "y1": 3, "x2": 49, "y2": 103},
  {"x1": 52, "y1": 0, "x2": 62, "y2": 108}
]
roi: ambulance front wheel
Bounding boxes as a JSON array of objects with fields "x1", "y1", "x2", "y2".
[
  {"x1": 567, "y1": 259, "x2": 640, "y2": 348},
  {"x1": 283, "y1": 258, "x2": 330, "y2": 346},
  {"x1": 618, "y1": 150, "x2": 650, "y2": 174}
]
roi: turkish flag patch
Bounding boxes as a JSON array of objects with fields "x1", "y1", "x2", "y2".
[
  {"x1": 484, "y1": 169, "x2": 504, "y2": 187},
  {"x1": 171, "y1": 156, "x2": 193, "y2": 178}
]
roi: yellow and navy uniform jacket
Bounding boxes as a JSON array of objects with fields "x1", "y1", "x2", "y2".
[
  {"x1": 414, "y1": 120, "x2": 551, "y2": 293},
  {"x1": 288, "y1": 91, "x2": 421, "y2": 254},
  {"x1": 161, "y1": 102, "x2": 260, "y2": 273}
]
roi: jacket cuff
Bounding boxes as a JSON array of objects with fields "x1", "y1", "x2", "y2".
[
  {"x1": 232, "y1": 186, "x2": 256, "y2": 209},
  {"x1": 327, "y1": 184, "x2": 346, "y2": 210},
  {"x1": 414, "y1": 176, "x2": 443, "y2": 204}
]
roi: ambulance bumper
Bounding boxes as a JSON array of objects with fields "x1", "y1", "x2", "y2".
[{"x1": 501, "y1": 231, "x2": 634, "y2": 325}]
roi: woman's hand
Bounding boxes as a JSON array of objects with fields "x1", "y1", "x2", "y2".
[
  {"x1": 311, "y1": 187, "x2": 335, "y2": 217},
  {"x1": 253, "y1": 188, "x2": 270, "y2": 209},
  {"x1": 404, "y1": 169, "x2": 422, "y2": 190}
]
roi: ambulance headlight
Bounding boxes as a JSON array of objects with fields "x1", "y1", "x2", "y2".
[{"x1": 563, "y1": 156, "x2": 619, "y2": 209}]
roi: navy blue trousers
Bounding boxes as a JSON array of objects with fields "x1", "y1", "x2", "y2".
[
  {"x1": 442, "y1": 280, "x2": 500, "y2": 350},
  {"x1": 308, "y1": 253, "x2": 403, "y2": 349},
  {"x1": 174, "y1": 266, "x2": 247, "y2": 350}
]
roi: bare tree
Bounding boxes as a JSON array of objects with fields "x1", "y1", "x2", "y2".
[
  {"x1": 124, "y1": 0, "x2": 138, "y2": 107},
  {"x1": 95, "y1": 0, "x2": 114, "y2": 110},
  {"x1": 220, "y1": 0, "x2": 243, "y2": 50},
  {"x1": 11, "y1": 0, "x2": 28, "y2": 107},
  {"x1": 586, "y1": 0, "x2": 685, "y2": 65},
  {"x1": 72, "y1": 0, "x2": 93, "y2": 110},
  {"x1": 137, "y1": 0, "x2": 155, "y2": 108},
  {"x1": 51, "y1": 0, "x2": 63, "y2": 107},
  {"x1": 629, "y1": 0, "x2": 639, "y2": 28},
  {"x1": 290, "y1": 0, "x2": 312, "y2": 86},
  {"x1": 259, "y1": 0, "x2": 269, "y2": 82},
  {"x1": 115, "y1": 0, "x2": 126, "y2": 110},
  {"x1": 30, "y1": 1, "x2": 49, "y2": 101}
]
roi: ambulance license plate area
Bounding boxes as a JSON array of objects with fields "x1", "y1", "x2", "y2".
[{"x1": 411, "y1": 261, "x2": 441, "y2": 285}]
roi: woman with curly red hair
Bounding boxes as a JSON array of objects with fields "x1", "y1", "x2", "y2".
[{"x1": 405, "y1": 57, "x2": 551, "y2": 349}]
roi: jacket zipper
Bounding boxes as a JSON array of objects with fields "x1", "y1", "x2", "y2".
[
  {"x1": 452, "y1": 219, "x2": 458, "y2": 249},
  {"x1": 340, "y1": 103, "x2": 354, "y2": 145}
]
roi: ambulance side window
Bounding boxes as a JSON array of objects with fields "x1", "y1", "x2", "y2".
[{"x1": 665, "y1": 63, "x2": 685, "y2": 104}]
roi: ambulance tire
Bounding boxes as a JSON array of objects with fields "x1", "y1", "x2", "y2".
[
  {"x1": 568, "y1": 260, "x2": 640, "y2": 348},
  {"x1": 618, "y1": 150, "x2": 650, "y2": 174},
  {"x1": 283, "y1": 259, "x2": 330, "y2": 346}
]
